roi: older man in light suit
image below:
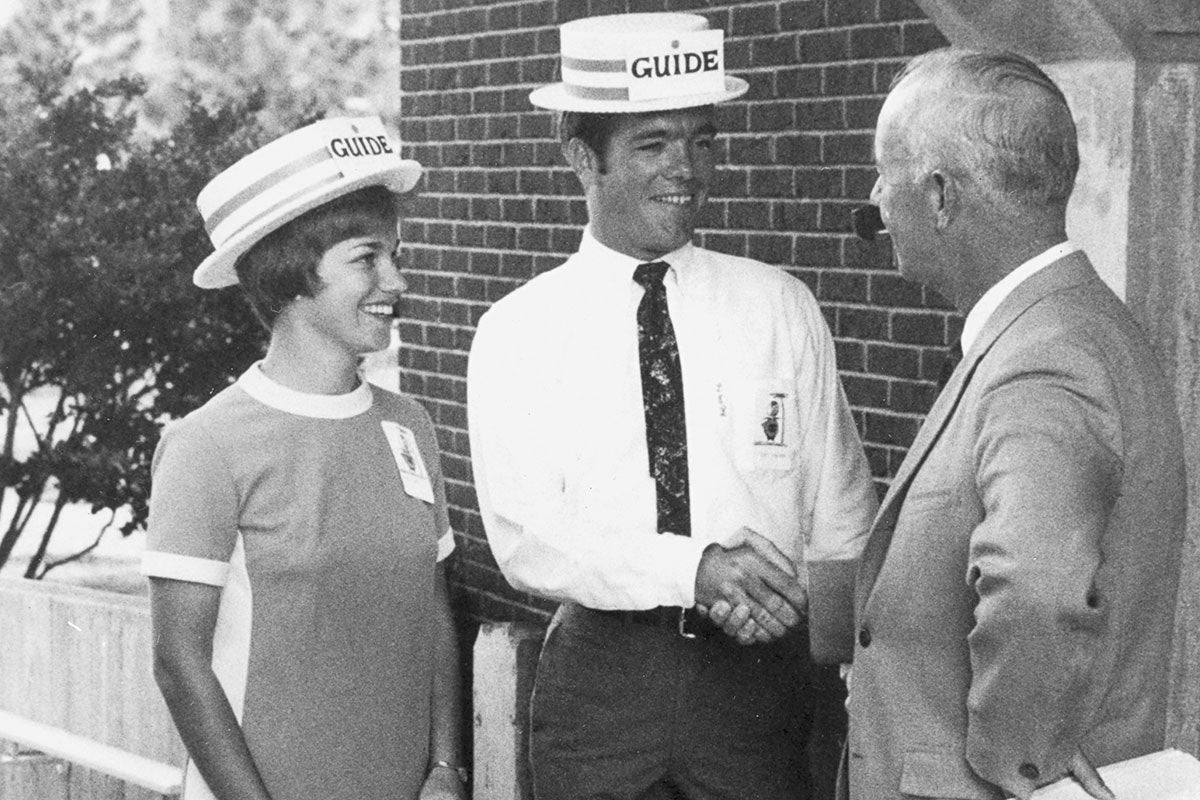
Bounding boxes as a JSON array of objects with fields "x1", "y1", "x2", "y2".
[{"x1": 843, "y1": 48, "x2": 1187, "y2": 800}]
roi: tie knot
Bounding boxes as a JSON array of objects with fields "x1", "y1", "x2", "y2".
[{"x1": 633, "y1": 261, "x2": 670, "y2": 288}]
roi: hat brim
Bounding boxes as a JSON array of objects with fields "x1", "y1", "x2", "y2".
[
  {"x1": 529, "y1": 75, "x2": 749, "y2": 113},
  {"x1": 192, "y1": 160, "x2": 422, "y2": 289}
]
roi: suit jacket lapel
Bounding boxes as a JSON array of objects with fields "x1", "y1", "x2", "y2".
[
  {"x1": 854, "y1": 346, "x2": 977, "y2": 613},
  {"x1": 854, "y1": 252, "x2": 1100, "y2": 616}
]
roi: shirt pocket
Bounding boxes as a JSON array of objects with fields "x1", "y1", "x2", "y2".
[{"x1": 726, "y1": 377, "x2": 800, "y2": 473}]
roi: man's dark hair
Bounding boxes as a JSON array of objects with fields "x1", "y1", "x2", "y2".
[
  {"x1": 556, "y1": 111, "x2": 625, "y2": 173},
  {"x1": 557, "y1": 106, "x2": 718, "y2": 174},
  {"x1": 234, "y1": 185, "x2": 398, "y2": 330}
]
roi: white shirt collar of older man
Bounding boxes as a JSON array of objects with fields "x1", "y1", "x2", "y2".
[
  {"x1": 577, "y1": 226, "x2": 696, "y2": 289},
  {"x1": 960, "y1": 241, "x2": 1080, "y2": 354}
]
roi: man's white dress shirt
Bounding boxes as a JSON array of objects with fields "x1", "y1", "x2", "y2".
[
  {"x1": 468, "y1": 230, "x2": 877, "y2": 610},
  {"x1": 961, "y1": 242, "x2": 1080, "y2": 353}
]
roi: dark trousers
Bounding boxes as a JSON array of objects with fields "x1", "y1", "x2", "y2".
[{"x1": 530, "y1": 604, "x2": 847, "y2": 800}]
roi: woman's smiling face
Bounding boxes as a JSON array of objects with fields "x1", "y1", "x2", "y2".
[{"x1": 288, "y1": 215, "x2": 405, "y2": 357}]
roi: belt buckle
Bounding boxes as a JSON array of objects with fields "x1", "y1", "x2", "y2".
[{"x1": 677, "y1": 607, "x2": 697, "y2": 639}]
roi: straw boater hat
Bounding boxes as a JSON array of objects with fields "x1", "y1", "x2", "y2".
[
  {"x1": 529, "y1": 12, "x2": 749, "y2": 113},
  {"x1": 193, "y1": 116, "x2": 422, "y2": 289}
]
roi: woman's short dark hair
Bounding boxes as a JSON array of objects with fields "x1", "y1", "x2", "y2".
[{"x1": 234, "y1": 185, "x2": 398, "y2": 329}]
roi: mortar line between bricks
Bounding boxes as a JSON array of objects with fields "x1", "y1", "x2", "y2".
[{"x1": 403, "y1": 33, "x2": 920, "y2": 51}]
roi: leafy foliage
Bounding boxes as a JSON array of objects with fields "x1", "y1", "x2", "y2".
[
  {"x1": 0, "y1": 0, "x2": 400, "y2": 578},
  {"x1": 0, "y1": 0, "x2": 143, "y2": 107},
  {"x1": 146, "y1": 0, "x2": 401, "y2": 133},
  {"x1": 0, "y1": 66, "x2": 270, "y2": 575},
  {"x1": 0, "y1": 0, "x2": 400, "y2": 137}
]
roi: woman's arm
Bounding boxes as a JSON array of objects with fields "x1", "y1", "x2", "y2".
[
  {"x1": 419, "y1": 564, "x2": 467, "y2": 800},
  {"x1": 150, "y1": 577, "x2": 274, "y2": 800}
]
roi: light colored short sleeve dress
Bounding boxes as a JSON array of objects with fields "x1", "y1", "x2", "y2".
[{"x1": 142, "y1": 363, "x2": 454, "y2": 800}]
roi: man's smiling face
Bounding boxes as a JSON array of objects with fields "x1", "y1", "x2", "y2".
[{"x1": 580, "y1": 106, "x2": 717, "y2": 261}]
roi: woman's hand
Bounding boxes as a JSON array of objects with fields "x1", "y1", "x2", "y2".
[{"x1": 418, "y1": 764, "x2": 467, "y2": 800}]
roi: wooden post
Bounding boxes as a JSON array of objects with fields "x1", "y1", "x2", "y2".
[{"x1": 472, "y1": 623, "x2": 543, "y2": 800}]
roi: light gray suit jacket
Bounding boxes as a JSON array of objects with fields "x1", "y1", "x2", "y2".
[{"x1": 845, "y1": 253, "x2": 1187, "y2": 800}]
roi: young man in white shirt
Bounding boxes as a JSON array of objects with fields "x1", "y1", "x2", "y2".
[{"x1": 469, "y1": 12, "x2": 877, "y2": 800}]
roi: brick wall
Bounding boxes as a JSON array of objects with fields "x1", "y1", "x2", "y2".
[{"x1": 397, "y1": 0, "x2": 950, "y2": 625}]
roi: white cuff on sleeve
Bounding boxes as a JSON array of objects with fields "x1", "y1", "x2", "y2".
[
  {"x1": 141, "y1": 551, "x2": 230, "y2": 586},
  {"x1": 669, "y1": 536, "x2": 710, "y2": 608}
]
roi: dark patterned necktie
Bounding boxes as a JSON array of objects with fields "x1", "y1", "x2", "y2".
[{"x1": 633, "y1": 261, "x2": 690, "y2": 537}]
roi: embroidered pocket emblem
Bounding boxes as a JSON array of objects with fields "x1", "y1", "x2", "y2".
[{"x1": 755, "y1": 392, "x2": 787, "y2": 447}]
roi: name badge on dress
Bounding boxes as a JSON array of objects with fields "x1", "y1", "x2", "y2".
[{"x1": 381, "y1": 421, "x2": 435, "y2": 503}]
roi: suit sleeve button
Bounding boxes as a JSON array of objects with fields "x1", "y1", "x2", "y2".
[
  {"x1": 1018, "y1": 763, "x2": 1040, "y2": 780},
  {"x1": 858, "y1": 628, "x2": 871, "y2": 647}
]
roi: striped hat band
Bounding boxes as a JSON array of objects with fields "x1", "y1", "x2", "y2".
[
  {"x1": 529, "y1": 12, "x2": 748, "y2": 113},
  {"x1": 560, "y1": 50, "x2": 726, "y2": 102},
  {"x1": 202, "y1": 145, "x2": 335, "y2": 244},
  {"x1": 192, "y1": 116, "x2": 422, "y2": 289}
]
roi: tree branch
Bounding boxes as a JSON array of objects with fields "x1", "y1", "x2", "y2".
[
  {"x1": 18, "y1": 396, "x2": 51, "y2": 455},
  {"x1": 23, "y1": 491, "x2": 68, "y2": 579},
  {"x1": 38, "y1": 508, "x2": 116, "y2": 578},
  {"x1": 2, "y1": 385, "x2": 19, "y2": 461}
]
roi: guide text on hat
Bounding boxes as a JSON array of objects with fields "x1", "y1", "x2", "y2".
[
  {"x1": 329, "y1": 135, "x2": 395, "y2": 158},
  {"x1": 625, "y1": 29, "x2": 725, "y2": 102}
]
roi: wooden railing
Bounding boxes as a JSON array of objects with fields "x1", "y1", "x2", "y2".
[
  {"x1": 0, "y1": 564, "x2": 933, "y2": 800},
  {"x1": 0, "y1": 577, "x2": 542, "y2": 800},
  {"x1": 0, "y1": 577, "x2": 185, "y2": 800}
]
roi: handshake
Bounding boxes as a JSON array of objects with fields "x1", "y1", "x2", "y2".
[{"x1": 693, "y1": 527, "x2": 808, "y2": 645}]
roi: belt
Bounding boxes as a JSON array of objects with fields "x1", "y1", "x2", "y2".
[{"x1": 595, "y1": 605, "x2": 719, "y2": 639}]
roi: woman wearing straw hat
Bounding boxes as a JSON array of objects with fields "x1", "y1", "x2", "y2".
[{"x1": 142, "y1": 117, "x2": 467, "y2": 800}]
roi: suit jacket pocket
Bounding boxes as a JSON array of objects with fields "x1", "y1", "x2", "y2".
[
  {"x1": 900, "y1": 750, "x2": 1002, "y2": 800},
  {"x1": 900, "y1": 482, "x2": 962, "y2": 513}
]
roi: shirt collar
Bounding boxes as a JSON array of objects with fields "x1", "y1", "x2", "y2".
[
  {"x1": 576, "y1": 227, "x2": 697, "y2": 289},
  {"x1": 960, "y1": 241, "x2": 1080, "y2": 354},
  {"x1": 237, "y1": 361, "x2": 373, "y2": 419}
]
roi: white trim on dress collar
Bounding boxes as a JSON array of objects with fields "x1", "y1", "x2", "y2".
[{"x1": 237, "y1": 361, "x2": 373, "y2": 419}]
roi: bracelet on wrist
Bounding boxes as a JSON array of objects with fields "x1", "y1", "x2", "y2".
[{"x1": 431, "y1": 759, "x2": 469, "y2": 785}]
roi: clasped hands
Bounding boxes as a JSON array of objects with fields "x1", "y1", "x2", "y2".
[{"x1": 693, "y1": 527, "x2": 807, "y2": 645}]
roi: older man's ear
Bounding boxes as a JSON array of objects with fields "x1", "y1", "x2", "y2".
[{"x1": 930, "y1": 169, "x2": 960, "y2": 231}]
